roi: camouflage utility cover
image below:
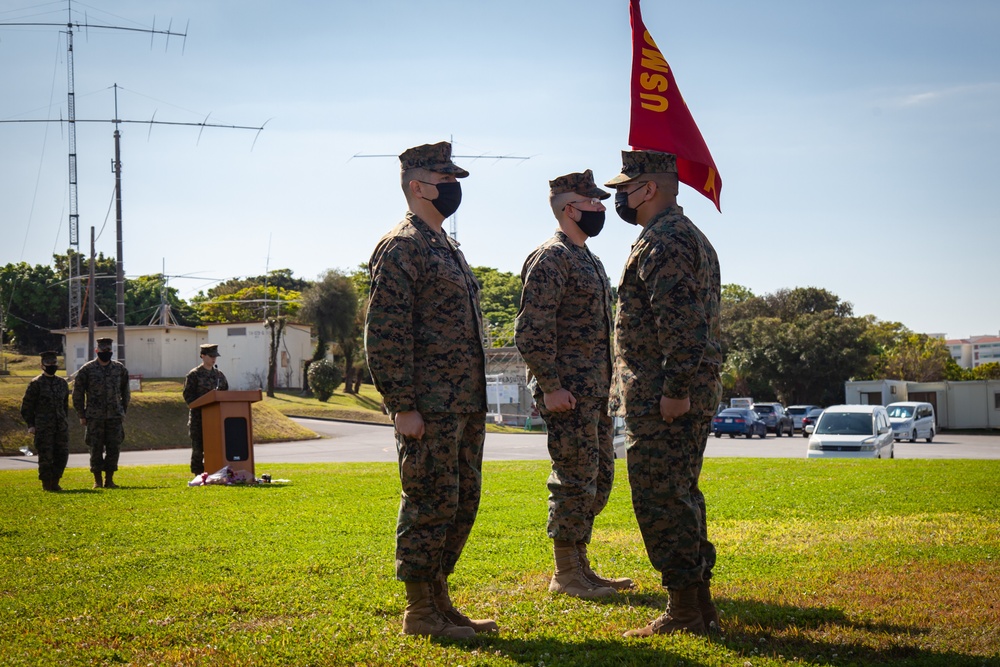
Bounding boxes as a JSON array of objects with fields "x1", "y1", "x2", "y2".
[
  {"x1": 398, "y1": 141, "x2": 469, "y2": 178},
  {"x1": 604, "y1": 150, "x2": 678, "y2": 187},
  {"x1": 611, "y1": 205, "x2": 722, "y2": 417},
  {"x1": 515, "y1": 231, "x2": 613, "y2": 398},
  {"x1": 365, "y1": 212, "x2": 486, "y2": 414},
  {"x1": 548, "y1": 169, "x2": 610, "y2": 200}
]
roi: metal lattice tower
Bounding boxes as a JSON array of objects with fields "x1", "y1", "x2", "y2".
[
  {"x1": 66, "y1": 19, "x2": 81, "y2": 327},
  {"x1": 1, "y1": 1, "x2": 188, "y2": 330}
]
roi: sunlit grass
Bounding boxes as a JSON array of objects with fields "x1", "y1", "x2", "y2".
[{"x1": 1, "y1": 458, "x2": 997, "y2": 666}]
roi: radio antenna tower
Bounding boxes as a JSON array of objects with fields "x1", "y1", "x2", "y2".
[
  {"x1": 352, "y1": 137, "x2": 530, "y2": 240},
  {"x1": 0, "y1": 0, "x2": 188, "y2": 333},
  {"x1": 2, "y1": 4, "x2": 266, "y2": 367}
]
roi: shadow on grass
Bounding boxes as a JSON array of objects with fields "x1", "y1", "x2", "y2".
[
  {"x1": 475, "y1": 636, "x2": 694, "y2": 667},
  {"x1": 421, "y1": 597, "x2": 995, "y2": 667},
  {"x1": 712, "y1": 596, "x2": 989, "y2": 666}
]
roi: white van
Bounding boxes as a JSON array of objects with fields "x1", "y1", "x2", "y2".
[{"x1": 886, "y1": 402, "x2": 936, "y2": 442}]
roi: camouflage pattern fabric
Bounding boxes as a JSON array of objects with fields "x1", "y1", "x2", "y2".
[
  {"x1": 515, "y1": 230, "x2": 616, "y2": 543},
  {"x1": 611, "y1": 205, "x2": 722, "y2": 418},
  {"x1": 365, "y1": 212, "x2": 486, "y2": 415},
  {"x1": 625, "y1": 414, "x2": 716, "y2": 589},
  {"x1": 548, "y1": 169, "x2": 610, "y2": 200},
  {"x1": 20, "y1": 373, "x2": 70, "y2": 483},
  {"x1": 613, "y1": 204, "x2": 722, "y2": 589},
  {"x1": 85, "y1": 418, "x2": 124, "y2": 474},
  {"x1": 72, "y1": 359, "x2": 131, "y2": 420},
  {"x1": 366, "y1": 211, "x2": 488, "y2": 584},
  {"x1": 183, "y1": 365, "x2": 229, "y2": 474},
  {"x1": 604, "y1": 149, "x2": 678, "y2": 187},
  {"x1": 72, "y1": 359, "x2": 130, "y2": 474},
  {"x1": 536, "y1": 396, "x2": 614, "y2": 543},
  {"x1": 515, "y1": 231, "x2": 613, "y2": 397},
  {"x1": 398, "y1": 141, "x2": 469, "y2": 178},
  {"x1": 394, "y1": 411, "x2": 486, "y2": 582}
]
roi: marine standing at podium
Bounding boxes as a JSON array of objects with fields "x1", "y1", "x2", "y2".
[{"x1": 183, "y1": 343, "x2": 228, "y2": 475}]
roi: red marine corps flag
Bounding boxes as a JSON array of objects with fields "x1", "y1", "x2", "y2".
[{"x1": 628, "y1": 0, "x2": 723, "y2": 211}]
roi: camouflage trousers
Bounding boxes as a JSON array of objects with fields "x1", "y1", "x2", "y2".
[
  {"x1": 537, "y1": 395, "x2": 614, "y2": 543},
  {"x1": 395, "y1": 412, "x2": 486, "y2": 582},
  {"x1": 85, "y1": 418, "x2": 123, "y2": 474},
  {"x1": 189, "y1": 412, "x2": 205, "y2": 474},
  {"x1": 34, "y1": 421, "x2": 70, "y2": 483},
  {"x1": 624, "y1": 411, "x2": 716, "y2": 590}
]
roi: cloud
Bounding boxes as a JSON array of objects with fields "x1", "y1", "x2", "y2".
[{"x1": 895, "y1": 82, "x2": 1000, "y2": 107}]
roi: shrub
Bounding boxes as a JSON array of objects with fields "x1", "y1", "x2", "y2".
[{"x1": 307, "y1": 358, "x2": 343, "y2": 402}]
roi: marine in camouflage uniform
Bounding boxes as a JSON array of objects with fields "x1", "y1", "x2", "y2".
[
  {"x1": 72, "y1": 337, "x2": 131, "y2": 489},
  {"x1": 515, "y1": 169, "x2": 632, "y2": 599},
  {"x1": 364, "y1": 141, "x2": 494, "y2": 639},
  {"x1": 605, "y1": 150, "x2": 723, "y2": 637},
  {"x1": 20, "y1": 351, "x2": 70, "y2": 491},
  {"x1": 183, "y1": 343, "x2": 229, "y2": 474}
]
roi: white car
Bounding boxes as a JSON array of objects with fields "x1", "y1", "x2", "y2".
[
  {"x1": 806, "y1": 404, "x2": 895, "y2": 459},
  {"x1": 886, "y1": 401, "x2": 936, "y2": 442}
]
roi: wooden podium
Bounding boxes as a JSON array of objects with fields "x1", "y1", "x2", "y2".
[{"x1": 188, "y1": 390, "x2": 263, "y2": 478}]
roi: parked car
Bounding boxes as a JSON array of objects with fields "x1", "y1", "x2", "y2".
[
  {"x1": 787, "y1": 404, "x2": 821, "y2": 432},
  {"x1": 712, "y1": 408, "x2": 767, "y2": 439},
  {"x1": 800, "y1": 407, "x2": 824, "y2": 437},
  {"x1": 806, "y1": 404, "x2": 895, "y2": 459},
  {"x1": 752, "y1": 403, "x2": 794, "y2": 436},
  {"x1": 886, "y1": 401, "x2": 936, "y2": 442}
]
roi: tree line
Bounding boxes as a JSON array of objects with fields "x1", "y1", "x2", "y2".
[{"x1": 2, "y1": 255, "x2": 997, "y2": 401}]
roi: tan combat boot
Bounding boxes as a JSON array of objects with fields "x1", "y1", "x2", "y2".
[
  {"x1": 401, "y1": 582, "x2": 475, "y2": 639},
  {"x1": 624, "y1": 585, "x2": 707, "y2": 637},
  {"x1": 577, "y1": 541, "x2": 633, "y2": 591},
  {"x1": 549, "y1": 540, "x2": 615, "y2": 599},
  {"x1": 93, "y1": 472, "x2": 103, "y2": 489},
  {"x1": 104, "y1": 472, "x2": 119, "y2": 489},
  {"x1": 697, "y1": 580, "x2": 720, "y2": 632},
  {"x1": 432, "y1": 575, "x2": 499, "y2": 634}
]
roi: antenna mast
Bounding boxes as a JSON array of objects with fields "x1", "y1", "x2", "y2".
[{"x1": 1, "y1": 0, "x2": 188, "y2": 332}]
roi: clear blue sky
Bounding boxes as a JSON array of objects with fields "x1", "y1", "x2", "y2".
[{"x1": 2, "y1": 0, "x2": 998, "y2": 339}]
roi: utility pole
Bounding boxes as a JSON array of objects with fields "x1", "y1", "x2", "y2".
[
  {"x1": 2, "y1": 5, "x2": 265, "y2": 368},
  {"x1": 0, "y1": 0, "x2": 187, "y2": 333}
]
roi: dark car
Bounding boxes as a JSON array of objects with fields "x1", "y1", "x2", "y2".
[
  {"x1": 712, "y1": 408, "x2": 767, "y2": 439},
  {"x1": 801, "y1": 407, "x2": 824, "y2": 437},
  {"x1": 753, "y1": 403, "x2": 794, "y2": 436}
]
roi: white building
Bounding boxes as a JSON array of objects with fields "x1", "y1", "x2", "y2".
[
  {"x1": 844, "y1": 378, "x2": 1000, "y2": 429},
  {"x1": 945, "y1": 334, "x2": 1000, "y2": 369},
  {"x1": 56, "y1": 325, "x2": 207, "y2": 379},
  {"x1": 55, "y1": 322, "x2": 313, "y2": 391},
  {"x1": 204, "y1": 322, "x2": 312, "y2": 391}
]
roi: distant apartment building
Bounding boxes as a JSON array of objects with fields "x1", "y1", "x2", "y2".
[{"x1": 944, "y1": 334, "x2": 1000, "y2": 369}]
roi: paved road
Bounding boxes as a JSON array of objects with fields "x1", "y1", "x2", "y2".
[{"x1": 2, "y1": 418, "x2": 999, "y2": 472}]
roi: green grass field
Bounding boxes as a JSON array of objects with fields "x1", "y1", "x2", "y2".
[{"x1": 2, "y1": 458, "x2": 998, "y2": 666}]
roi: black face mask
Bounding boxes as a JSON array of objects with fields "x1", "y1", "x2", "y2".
[
  {"x1": 614, "y1": 185, "x2": 646, "y2": 225},
  {"x1": 421, "y1": 181, "x2": 462, "y2": 218},
  {"x1": 575, "y1": 209, "x2": 606, "y2": 237},
  {"x1": 43, "y1": 365, "x2": 58, "y2": 376},
  {"x1": 97, "y1": 351, "x2": 113, "y2": 362}
]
